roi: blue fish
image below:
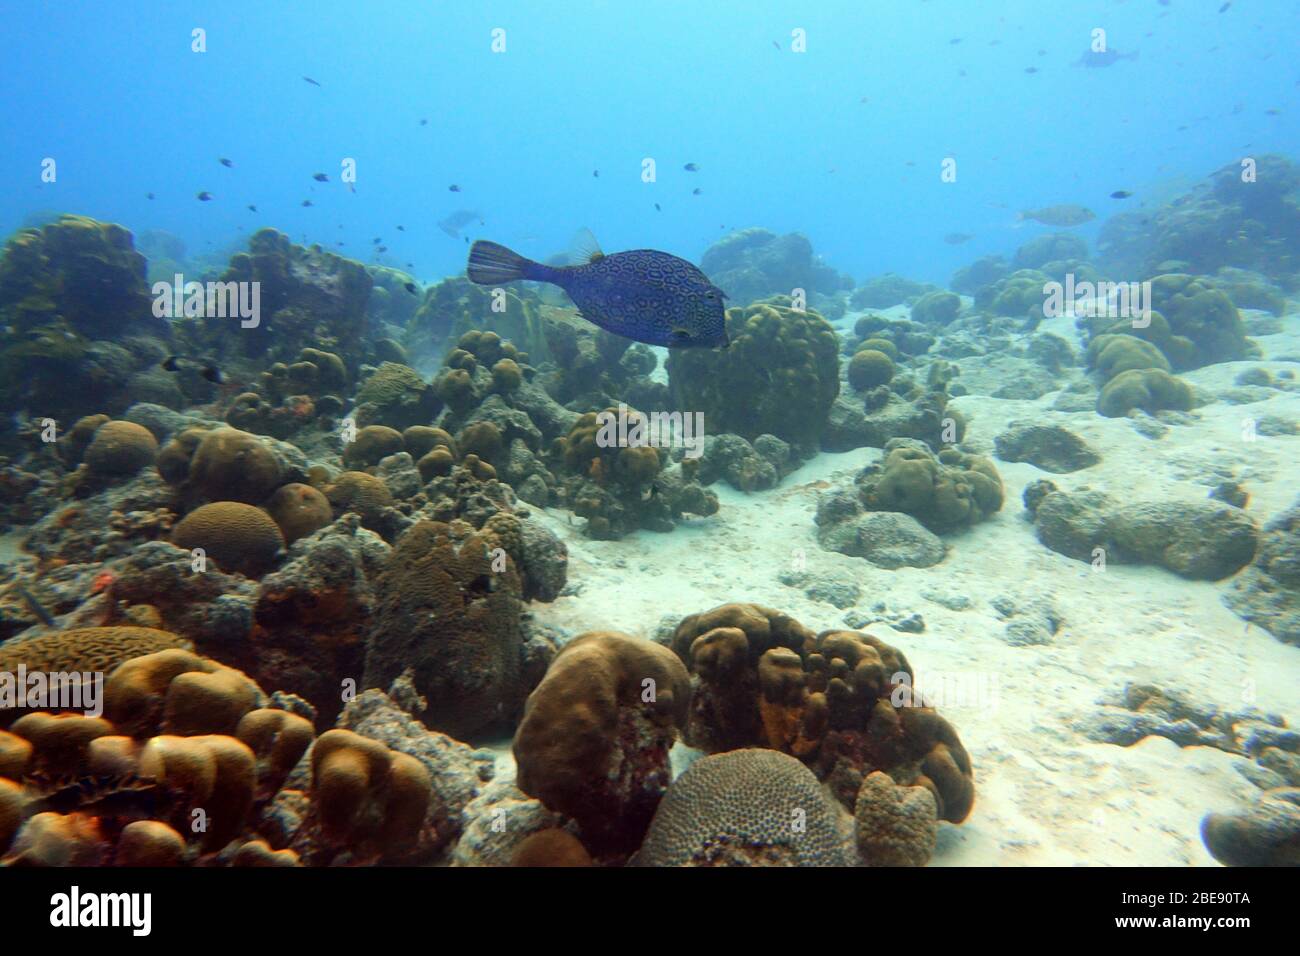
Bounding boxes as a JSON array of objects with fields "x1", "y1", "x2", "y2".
[{"x1": 467, "y1": 235, "x2": 729, "y2": 348}]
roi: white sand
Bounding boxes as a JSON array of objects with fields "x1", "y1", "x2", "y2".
[{"x1": 517, "y1": 314, "x2": 1300, "y2": 866}]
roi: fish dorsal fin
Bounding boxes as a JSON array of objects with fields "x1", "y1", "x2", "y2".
[{"x1": 570, "y1": 228, "x2": 604, "y2": 264}]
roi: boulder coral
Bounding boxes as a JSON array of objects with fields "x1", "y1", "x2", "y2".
[
  {"x1": 364, "y1": 520, "x2": 528, "y2": 740},
  {"x1": 667, "y1": 299, "x2": 840, "y2": 455},
  {"x1": 513, "y1": 632, "x2": 690, "y2": 856},
  {"x1": 669, "y1": 603, "x2": 975, "y2": 823},
  {"x1": 854, "y1": 439, "x2": 1003, "y2": 534}
]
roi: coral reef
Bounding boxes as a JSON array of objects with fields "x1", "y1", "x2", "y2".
[
  {"x1": 668, "y1": 603, "x2": 975, "y2": 822},
  {"x1": 633, "y1": 748, "x2": 855, "y2": 866},
  {"x1": 699, "y1": 228, "x2": 852, "y2": 305},
  {"x1": 667, "y1": 299, "x2": 840, "y2": 455},
  {"x1": 513, "y1": 632, "x2": 689, "y2": 856}
]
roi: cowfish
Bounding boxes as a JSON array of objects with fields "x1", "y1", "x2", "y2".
[
  {"x1": 467, "y1": 234, "x2": 729, "y2": 348},
  {"x1": 1018, "y1": 204, "x2": 1095, "y2": 227}
]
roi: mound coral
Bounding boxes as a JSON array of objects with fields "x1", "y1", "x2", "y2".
[
  {"x1": 181, "y1": 427, "x2": 285, "y2": 504},
  {"x1": 171, "y1": 501, "x2": 285, "y2": 576},
  {"x1": 666, "y1": 299, "x2": 840, "y2": 455},
  {"x1": 669, "y1": 603, "x2": 975, "y2": 822},
  {"x1": 83, "y1": 420, "x2": 159, "y2": 477},
  {"x1": 353, "y1": 362, "x2": 440, "y2": 431},
  {"x1": 513, "y1": 632, "x2": 690, "y2": 855},
  {"x1": 633, "y1": 748, "x2": 856, "y2": 867},
  {"x1": 265, "y1": 482, "x2": 332, "y2": 544},
  {"x1": 854, "y1": 771, "x2": 939, "y2": 866},
  {"x1": 1097, "y1": 368, "x2": 1194, "y2": 418},
  {"x1": 364, "y1": 520, "x2": 527, "y2": 739},
  {"x1": 854, "y1": 439, "x2": 1003, "y2": 533},
  {"x1": 847, "y1": 349, "x2": 895, "y2": 391}
]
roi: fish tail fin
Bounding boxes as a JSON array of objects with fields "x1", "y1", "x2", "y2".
[{"x1": 467, "y1": 240, "x2": 540, "y2": 284}]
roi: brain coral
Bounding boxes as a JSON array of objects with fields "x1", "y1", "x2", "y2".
[
  {"x1": 666, "y1": 299, "x2": 840, "y2": 454},
  {"x1": 83, "y1": 420, "x2": 159, "y2": 476},
  {"x1": 633, "y1": 749, "x2": 855, "y2": 867},
  {"x1": 171, "y1": 501, "x2": 285, "y2": 575},
  {"x1": 185, "y1": 427, "x2": 285, "y2": 503},
  {"x1": 0, "y1": 627, "x2": 192, "y2": 705},
  {"x1": 513, "y1": 631, "x2": 690, "y2": 855},
  {"x1": 364, "y1": 520, "x2": 526, "y2": 740},
  {"x1": 265, "y1": 482, "x2": 332, "y2": 544}
]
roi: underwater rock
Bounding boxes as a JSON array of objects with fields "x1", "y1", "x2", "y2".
[
  {"x1": 950, "y1": 255, "x2": 1011, "y2": 296},
  {"x1": 177, "y1": 228, "x2": 372, "y2": 373},
  {"x1": 332, "y1": 685, "x2": 495, "y2": 857},
  {"x1": 1224, "y1": 497, "x2": 1300, "y2": 646},
  {"x1": 851, "y1": 273, "x2": 937, "y2": 309},
  {"x1": 23, "y1": 470, "x2": 178, "y2": 564},
  {"x1": 697, "y1": 433, "x2": 779, "y2": 492},
  {"x1": 451, "y1": 779, "x2": 569, "y2": 867},
  {"x1": 1097, "y1": 368, "x2": 1196, "y2": 418},
  {"x1": 993, "y1": 422, "x2": 1100, "y2": 473},
  {"x1": 1012, "y1": 232, "x2": 1089, "y2": 270},
  {"x1": 821, "y1": 386, "x2": 964, "y2": 453},
  {"x1": 1032, "y1": 489, "x2": 1258, "y2": 580},
  {"x1": 1201, "y1": 788, "x2": 1300, "y2": 867},
  {"x1": 632, "y1": 748, "x2": 856, "y2": 867},
  {"x1": 816, "y1": 507, "x2": 946, "y2": 570},
  {"x1": 699, "y1": 228, "x2": 852, "y2": 304},
  {"x1": 909, "y1": 290, "x2": 962, "y2": 327},
  {"x1": 253, "y1": 514, "x2": 389, "y2": 725},
  {"x1": 97, "y1": 540, "x2": 257, "y2": 649}
]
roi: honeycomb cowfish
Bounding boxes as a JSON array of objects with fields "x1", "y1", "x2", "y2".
[{"x1": 467, "y1": 234, "x2": 729, "y2": 348}]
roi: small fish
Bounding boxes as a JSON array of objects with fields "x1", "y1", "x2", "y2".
[
  {"x1": 1024, "y1": 66, "x2": 1039, "y2": 74},
  {"x1": 654, "y1": 203, "x2": 661, "y2": 212},
  {"x1": 943, "y1": 233, "x2": 974, "y2": 245},
  {"x1": 437, "y1": 209, "x2": 479, "y2": 238},
  {"x1": 1264, "y1": 108, "x2": 1281, "y2": 116},
  {"x1": 373, "y1": 237, "x2": 382, "y2": 244},
  {"x1": 303, "y1": 76, "x2": 321, "y2": 86},
  {"x1": 1076, "y1": 48, "x2": 1138, "y2": 68},
  {"x1": 2, "y1": 580, "x2": 55, "y2": 627},
  {"x1": 196, "y1": 191, "x2": 213, "y2": 201},
  {"x1": 1109, "y1": 190, "x2": 1133, "y2": 199},
  {"x1": 449, "y1": 184, "x2": 461, "y2": 192},
  {"x1": 772, "y1": 40, "x2": 781, "y2": 50},
  {"x1": 313, "y1": 172, "x2": 329, "y2": 182},
  {"x1": 396, "y1": 225, "x2": 405, "y2": 231},
  {"x1": 301, "y1": 199, "x2": 313, "y2": 207},
  {"x1": 219, "y1": 158, "x2": 233, "y2": 168},
  {"x1": 377, "y1": 246, "x2": 387, "y2": 253},
  {"x1": 593, "y1": 169, "x2": 600, "y2": 177},
  {"x1": 1219, "y1": 1, "x2": 1230, "y2": 11},
  {"x1": 467, "y1": 234, "x2": 729, "y2": 349},
  {"x1": 162, "y1": 355, "x2": 223, "y2": 383},
  {"x1": 404, "y1": 282, "x2": 419, "y2": 295},
  {"x1": 692, "y1": 188, "x2": 702, "y2": 195},
  {"x1": 419, "y1": 118, "x2": 428, "y2": 125},
  {"x1": 684, "y1": 163, "x2": 699, "y2": 171},
  {"x1": 1018, "y1": 204, "x2": 1096, "y2": 227},
  {"x1": 247, "y1": 204, "x2": 257, "y2": 212},
  {"x1": 146, "y1": 192, "x2": 155, "y2": 200}
]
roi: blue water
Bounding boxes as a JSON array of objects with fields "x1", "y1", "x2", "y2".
[{"x1": 4, "y1": 0, "x2": 1297, "y2": 285}]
